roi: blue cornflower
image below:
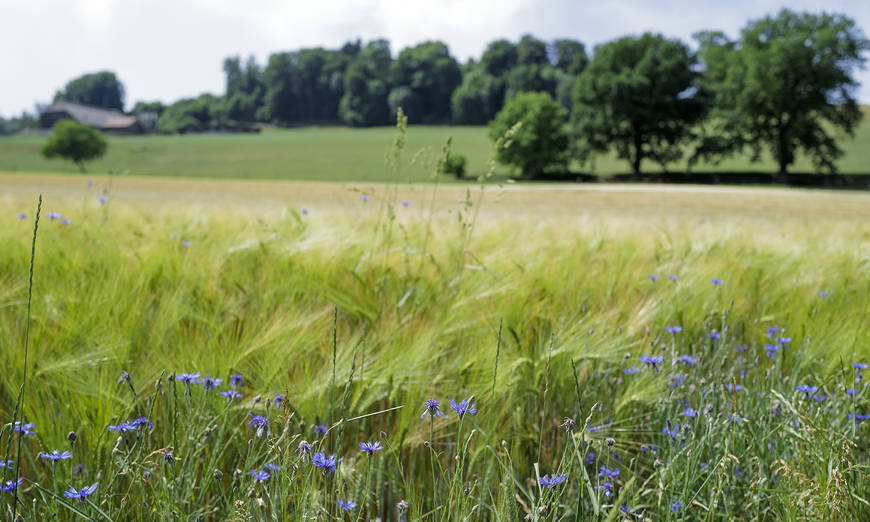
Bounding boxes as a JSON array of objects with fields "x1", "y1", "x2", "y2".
[
  {"x1": 200, "y1": 376, "x2": 222, "y2": 390},
  {"x1": 538, "y1": 473, "x2": 567, "y2": 488},
  {"x1": 765, "y1": 325, "x2": 783, "y2": 339},
  {"x1": 640, "y1": 355, "x2": 664, "y2": 372},
  {"x1": 177, "y1": 372, "x2": 200, "y2": 384},
  {"x1": 812, "y1": 394, "x2": 828, "y2": 403},
  {"x1": 735, "y1": 344, "x2": 749, "y2": 353},
  {"x1": 46, "y1": 212, "x2": 62, "y2": 220},
  {"x1": 97, "y1": 195, "x2": 109, "y2": 203},
  {"x1": 359, "y1": 441, "x2": 383, "y2": 455},
  {"x1": 649, "y1": 274, "x2": 659, "y2": 281},
  {"x1": 846, "y1": 388, "x2": 858, "y2": 396},
  {"x1": 313, "y1": 424, "x2": 327, "y2": 437},
  {"x1": 39, "y1": 450, "x2": 72, "y2": 461},
  {"x1": 107, "y1": 422, "x2": 133, "y2": 433},
  {"x1": 274, "y1": 393, "x2": 284, "y2": 408},
  {"x1": 598, "y1": 465, "x2": 619, "y2": 479},
  {"x1": 765, "y1": 344, "x2": 780, "y2": 358},
  {"x1": 668, "y1": 374, "x2": 686, "y2": 387},
  {"x1": 585, "y1": 451, "x2": 595, "y2": 464},
  {"x1": 180, "y1": 240, "x2": 191, "y2": 247},
  {"x1": 594, "y1": 481, "x2": 613, "y2": 498},
  {"x1": 587, "y1": 425, "x2": 602, "y2": 433},
  {"x1": 264, "y1": 463, "x2": 281, "y2": 471},
  {"x1": 229, "y1": 374, "x2": 244, "y2": 387},
  {"x1": 699, "y1": 462, "x2": 709, "y2": 471},
  {"x1": 707, "y1": 332, "x2": 720, "y2": 339},
  {"x1": 129, "y1": 417, "x2": 152, "y2": 430},
  {"x1": 401, "y1": 200, "x2": 411, "y2": 207},
  {"x1": 0, "y1": 460, "x2": 12, "y2": 469},
  {"x1": 449, "y1": 397, "x2": 477, "y2": 418},
  {"x1": 16, "y1": 212, "x2": 26, "y2": 219},
  {"x1": 248, "y1": 413, "x2": 269, "y2": 436},
  {"x1": 420, "y1": 398, "x2": 445, "y2": 419},
  {"x1": 853, "y1": 363, "x2": 868, "y2": 370},
  {"x1": 776, "y1": 336, "x2": 791, "y2": 346},
  {"x1": 63, "y1": 483, "x2": 97, "y2": 500},
  {"x1": 12, "y1": 421, "x2": 34, "y2": 435},
  {"x1": 61, "y1": 218, "x2": 72, "y2": 225},
  {"x1": 728, "y1": 413, "x2": 749, "y2": 423},
  {"x1": 663, "y1": 420, "x2": 682, "y2": 441},
  {"x1": 312, "y1": 452, "x2": 342, "y2": 472},
  {"x1": 1, "y1": 478, "x2": 23, "y2": 492},
  {"x1": 338, "y1": 498, "x2": 357, "y2": 511},
  {"x1": 220, "y1": 390, "x2": 241, "y2": 400},
  {"x1": 671, "y1": 500, "x2": 684, "y2": 513},
  {"x1": 677, "y1": 355, "x2": 696, "y2": 366},
  {"x1": 250, "y1": 469, "x2": 270, "y2": 481},
  {"x1": 796, "y1": 385, "x2": 818, "y2": 397},
  {"x1": 666, "y1": 325, "x2": 682, "y2": 334},
  {"x1": 669, "y1": 275, "x2": 678, "y2": 281},
  {"x1": 725, "y1": 383, "x2": 743, "y2": 391},
  {"x1": 300, "y1": 208, "x2": 309, "y2": 215},
  {"x1": 360, "y1": 195, "x2": 370, "y2": 202},
  {"x1": 818, "y1": 291, "x2": 830, "y2": 297},
  {"x1": 682, "y1": 408, "x2": 697, "y2": 418},
  {"x1": 623, "y1": 366, "x2": 640, "y2": 375},
  {"x1": 710, "y1": 278, "x2": 723, "y2": 285},
  {"x1": 848, "y1": 413, "x2": 870, "y2": 423}
]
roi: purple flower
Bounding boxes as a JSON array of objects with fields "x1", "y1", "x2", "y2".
[
  {"x1": 725, "y1": 383, "x2": 743, "y2": 391},
  {"x1": 663, "y1": 421, "x2": 682, "y2": 441},
  {"x1": 668, "y1": 275, "x2": 678, "y2": 281},
  {"x1": 251, "y1": 469, "x2": 270, "y2": 481},
  {"x1": 63, "y1": 483, "x2": 97, "y2": 500},
  {"x1": 812, "y1": 394, "x2": 828, "y2": 403},
  {"x1": 449, "y1": 397, "x2": 477, "y2": 418},
  {"x1": 765, "y1": 344, "x2": 780, "y2": 358},
  {"x1": 400, "y1": 200, "x2": 410, "y2": 207},
  {"x1": 12, "y1": 421, "x2": 34, "y2": 435},
  {"x1": 0, "y1": 460, "x2": 13, "y2": 469},
  {"x1": 623, "y1": 366, "x2": 640, "y2": 375},
  {"x1": 177, "y1": 372, "x2": 200, "y2": 383},
  {"x1": 598, "y1": 465, "x2": 619, "y2": 478},
  {"x1": 359, "y1": 441, "x2": 383, "y2": 455},
  {"x1": 585, "y1": 451, "x2": 596, "y2": 463},
  {"x1": 817, "y1": 291, "x2": 830, "y2": 298},
  {"x1": 710, "y1": 278, "x2": 723, "y2": 285},
  {"x1": 248, "y1": 413, "x2": 269, "y2": 436},
  {"x1": 107, "y1": 422, "x2": 133, "y2": 433},
  {"x1": 264, "y1": 463, "x2": 281, "y2": 471},
  {"x1": 594, "y1": 481, "x2": 613, "y2": 497},
  {"x1": 735, "y1": 344, "x2": 748, "y2": 353},
  {"x1": 220, "y1": 390, "x2": 241, "y2": 401},
  {"x1": 538, "y1": 473, "x2": 567, "y2": 488},
  {"x1": 129, "y1": 417, "x2": 152, "y2": 430},
  {"x1": 180, "y1": 240, "x2": 191, "y2": 247},
  {"x1": 668, "y1": 374, "x2": 687, "y2": 387},
  {"x1": 16, "y1": 213, "x2": 26, "y2": 219},
  {"x1": 848, "y1": 413, "x2": 870, "y2": 423},
  {"x1": 640, "y1": 355, "x2": 664, "y2": 372},
  {"x1": 229, "y1": 374, "x2": 244, "y2": 387},
  {"x1": 360, "y1": 195, "x2": 370, "y2": 202},
  {"x1": 421, "y1": 398, "x2": 445, "y2": 419},
  {"x1": 666, "y1": 325, "x2": 682, "y2": 334},
  {"x1": 649, "y1": 274, "x2": 659, "y2": 281},
  {"x1": 274, "y1": 393, "x2": 284, "y2": 408},
  {"x1": 87, "y1": 179, "x2": 93, "y2": 187},
  {"x1": 776, "y1": 336, "x2": 791, "y2": 346},
  {"x1": 671, "y1": 500, "x2": 684, "y2": 513},
  {"x1": 300, "y1": 208, "x2": 309, "y2": 215},
  {"x1": 39, "y1": 450, "x2": 72, "y2": 461},
  {"x1": 1, "y1": 478, "x2": 23, "y2": 492},
  {"x1": 46, "y1": 212, "x2": 62, "y2": 220},
  {"x1": 682, "y1": 408, "x2": 697, "y2": 418},
  {"x1": 707, "y1": 332, "x2": 720, "y2": 339},
  {"x1": 338, "y1": 498, "x2": 357, "y2": 511},
  {"x1": 313, "y1": 424, "x2": 327, "y2": 437},
  {"x1": 312, "y1": 452, "x2": 342, "y2": 472},
  {"x1": 853, "y1": 363, "x2": 868, "y2": 370},
  {"x1": 97, "y1": 195, "x2": 109, "y2": 203},
  {"x1": 200, "y1": 376, "x2": 222, "y2": 390},
  {"x1": 796, "y1": 385, "x2": 818, "y2": 396},
  {"x1": 587, "y1": 425, "x2": 602, "y2": 433},
  {"x1": 846, "y1": 388, "x2": 858, "y2": 396},
  {"x1": 677, "y1": 355, "x2": 696, "y2": 366},
  {"x1": 765, "y1": 325, "x2": 783, "y2": 339}
]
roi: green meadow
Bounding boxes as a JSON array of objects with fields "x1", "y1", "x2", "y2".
[
  {"x1": 1, "y1": 108, "x2": 869, "y2": 181},
  {"x1": 0, "y1": 163, "x2": 869, "y2": 518}
]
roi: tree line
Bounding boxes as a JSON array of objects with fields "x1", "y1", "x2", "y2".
[{"x1": 5, "y1": 9, "x2": 868, "y2": 176}]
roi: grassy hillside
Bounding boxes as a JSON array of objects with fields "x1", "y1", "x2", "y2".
[
  {"x1": 0, "y1": 110, "x2": 869, "y2": 181},
  {"x1": 0, "y1": 176, "x2": 868, "y2": 518}
]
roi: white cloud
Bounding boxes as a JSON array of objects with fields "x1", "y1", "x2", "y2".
[{"x1": 1, "y1": 0, "x2": 868, "y2": 117}]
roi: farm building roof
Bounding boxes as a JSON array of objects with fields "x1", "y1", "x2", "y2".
[{"x1": 40, "y1": 101, "x2": 140, "y2": 132}]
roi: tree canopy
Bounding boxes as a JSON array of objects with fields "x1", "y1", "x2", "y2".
[
  {"x1": 41, "y1": 119, "x2": 107, "y2": 171},
  {"x1": 488, "y1": 91, "x2": 570, "y2": 178},
  {"x1": 55, "y1": 71, "x2": 125, "y2": 111},
  {"x1": 694, "y1": 9, "x2": 870, "y2": 174},
  {"x1": 572, "y1": 33, "x2": 705, "y2": 176}
]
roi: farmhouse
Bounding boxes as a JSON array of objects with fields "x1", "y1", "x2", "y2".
[{"x1": 40, "y1": 100, "x2": 143, "y2": 134}]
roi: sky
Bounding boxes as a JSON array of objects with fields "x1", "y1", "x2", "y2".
[{"x1": 1, "y1": 0, "x2": 869, "y2": 118}]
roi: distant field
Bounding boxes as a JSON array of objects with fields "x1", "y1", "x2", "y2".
[{"x1": 1, "y1": 112, "x2": 869, "y2": 181}]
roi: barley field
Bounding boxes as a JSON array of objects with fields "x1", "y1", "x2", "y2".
[{"x1": 1, "y1": 166, "x2": 868, "y2": 520}]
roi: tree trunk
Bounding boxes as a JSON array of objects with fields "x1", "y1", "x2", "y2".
[
  {"x1": 632, "y1": 131, "x2": 643, "y2": 181},
  {"x1": 76, "y1": 160, "x2": 86, "y2": 173}
]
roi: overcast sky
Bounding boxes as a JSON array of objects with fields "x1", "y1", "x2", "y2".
[{"x1": 1, "y1": 0, "x2": 869, "y2": 118}]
